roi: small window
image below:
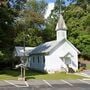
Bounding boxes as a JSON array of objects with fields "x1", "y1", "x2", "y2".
[
  {"x1": 43, "y1": 59, "x2": 45, "y2": 63},
  {"x1": 43, "y1": 56, "x2": 45, "y2": 64},
  {"x1": 38, "y1": 56, "x2": 39, "y2": 63},
  {"x1": 33, "y1": 57, "x2": 35, "y2": 63}
]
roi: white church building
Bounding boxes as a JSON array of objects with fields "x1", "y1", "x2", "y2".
[{"x1": 27, "y1": 14, "x2": 80, "y2": 73}]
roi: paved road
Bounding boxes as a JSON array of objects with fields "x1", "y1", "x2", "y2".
[
  {"x1": 83, "y1": 70, "x2": 90, "y2": 75},
  {"x1": 0, "y1": 79, "x2": 90, "y2": 90}
]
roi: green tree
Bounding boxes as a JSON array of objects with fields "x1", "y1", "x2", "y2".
[
  {"x1": 44, "y1": 0, "x2": 90, "y2": 59},
  {"x1": 42, "y1": 0, "x2": 68, "y2": 42},
  {"x1": 64, "y1": 3, "x2": 90, "y2": 59},
  {"x1": 14, "y1": 0, "x2": 47, "y2": 46},
  {"x1": 0, "y1": 1, "x2": 17, "y2": 68}
]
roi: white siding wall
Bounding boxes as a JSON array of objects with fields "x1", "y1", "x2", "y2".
[
  {"x1": 57, "y1": 30, "x2": 67, "y2": 42},
  {"x1": 45, "y1": 55, "x2": 67, "y2": 73},
  {"x1": 28, "y1": 42, "x2": 78, "y2": 73},
  {"x1": 45, "y1": 42, "x2": 78, "y2": 73}
]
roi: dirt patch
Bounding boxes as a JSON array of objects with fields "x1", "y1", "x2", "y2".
[{"x1": 79, "y1": 58, "x2": 90, "y2": 64}]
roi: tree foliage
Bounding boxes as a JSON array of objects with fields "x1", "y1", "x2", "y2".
[
  {"x1": 0, "y1": 0, "x2": 90, "y2": 69},
  {"x1": 63, "y1": 1, "x2": 90, "y2": 59},
  {"x1": 14, "y1": 0, "x2": 47, "y2": 46},
  {"x1": 0, "y1": 1, "x2": 16, "y2": 58},
  {"x1": 45, "y1": 0, "x2": 90, "y2": 59}
]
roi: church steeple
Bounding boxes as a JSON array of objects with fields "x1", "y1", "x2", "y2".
[
  {"x1": 56, "y1": 14, "x2": 67, "y2": 30},
  {"x1": 56, "y1": 0, "x2": 67, "y2": 42}
]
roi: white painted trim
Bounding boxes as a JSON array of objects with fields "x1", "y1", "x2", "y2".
[{"x1": 66, "y1": 39, "x2": 80, "y2": 54}]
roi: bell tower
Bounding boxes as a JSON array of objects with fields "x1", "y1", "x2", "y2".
[
  {"x1": 55, "y1": 0, "x2": 67, "y2": 42},
  {"x1": 56, "y1": 14, "x2": 67, "y2": 41}
]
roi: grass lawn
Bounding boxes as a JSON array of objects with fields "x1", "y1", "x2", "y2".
[
  {"x1": 27, "y1": 72, "x2": 84, "y2": 80},
  {"x1": 0, "y1": 69, "x2": 84, "y2": 80}
]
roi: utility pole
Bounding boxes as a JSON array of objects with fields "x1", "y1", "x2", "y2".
[
  {"x1": 23, "y1": 31, "x2": 26, "y2": 80},
  {"x1": 18, "y1": 31, "x2": 26, "y2": 81}
]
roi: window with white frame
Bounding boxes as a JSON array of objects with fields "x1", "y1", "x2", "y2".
[
  {"x1": 33, "y1": 56, "x2": 35, "y2": 63},
  {"x1": 43, "y1": 56, "x2": 45, "y2": 64},
  {"x1": 38, "y1": 56, "x2": 39, "y2": 63}
]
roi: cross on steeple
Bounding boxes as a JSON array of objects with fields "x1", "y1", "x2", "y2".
[
  {"x1": 59, "y1": 0, "x2": 62, "y2": 14},
  {"x1": 56, "y1": 0, "x2": 67, "y2": 31},
  {"x1": 55, "y1": 0, "x2": 67, "y2": 42}
]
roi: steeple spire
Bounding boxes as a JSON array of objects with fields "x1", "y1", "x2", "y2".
[
  {"x1": 56, "y1": 0, "x2": 67, "y2": 30},
  {"x1": 55, "y1": 14, "x2": 67, "y2": 30}
]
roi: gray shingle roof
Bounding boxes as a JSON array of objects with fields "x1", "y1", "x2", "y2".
[
  {"x1": 14, "y1": 46, "x2": 35, "y2": 57},
  {"x1": 56, "y1": 14, "x2": 67, "y2": 30},
  {"x1": 30, "y1": 40, "x2": 57, "y2": 55},
  {"x1": 30, "y1": 39, "x2": 80, "y2": 55},
  {"x1": 30, "y1": 39, "x2": 65, "y2": 55}
]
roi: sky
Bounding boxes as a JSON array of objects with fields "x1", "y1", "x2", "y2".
[
  {"x1": 44, "y1": 2, "x2": 55, "y2": 19},
  {"x1": 8, "y1": 0, "x2": 71, "y2": 19},
  {"x1": 46, "y1": 0, "x2": 71, "y2": 5},
  {"x1": 46, "y1": 0, "x2": 55, "y2": 3},
  {"x1": 44, "y1": 0, "x2": 71, "y2": 19}
]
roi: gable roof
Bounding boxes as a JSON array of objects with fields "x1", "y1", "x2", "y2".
[
  {"x1": 56, "y1": 14, "x2": 67, "y2": 31},
  {"x1": 29, "y1": 39, "x2": 80, "y2": 55},
  {"x1": 60, "y1": 52, "x2": 74, "y2": 58},
  {"x1": 30, "y1": 40, "x2": 58, "y2": 55},
  {"x1": 66, "y1": 40, "x2": 80, "y2": 54},
  {"x1": 14, "y1": 46, "x2": 35, "y2": 57}
]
